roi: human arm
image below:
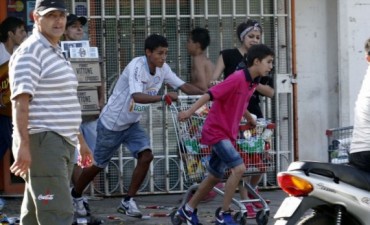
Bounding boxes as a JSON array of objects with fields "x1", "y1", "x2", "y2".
[
  {"x1": 132, "y1": 92, "x2": 179, "y2": 104},
  {"x1": 256, "y1": 84, "x2": 274, "y2": 98},
  {"x1": 210, "y1": 54, "x2": 226, "y2": 81},
  {"x1": 243, "y1": 110, "x2": 257, "y2": 127},
  {"x1": 77, "y1": 134, "x2": 93, "y2": 167},
  {"x1": 178, "y1": 83, "x2": 205, "y2": 95},
  {"x1": 178, "y1": 93, "x2": 210, "y2": 121},
  {"x1": 10, "y1": 93, "x2": 31, "y2": 177}
]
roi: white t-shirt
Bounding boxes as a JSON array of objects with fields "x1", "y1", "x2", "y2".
[
  {"x1": 100, "y1": 56, "x2": 185, "y2": 131},
  {"x1": 0, "y1": 42, "x2": 11, "y2": 65},
  {"x1": 350, "y1": 65, "x2": 370, "y2": 153}
]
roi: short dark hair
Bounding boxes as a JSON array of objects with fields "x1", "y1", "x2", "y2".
[
  {"x1": 246, "y1": 44, "x2": 274, "y2": 67},
  {"x1": 189, "y1": 27, "x2": 210, "y2": 50},
  {"x1": 236, "y1": 19, "x2": 263, "y2": 43},
  {"x1": 0, "y1": 17, "x2": 26, "y2": 43},
  {"x1": 365, "y1": 38, "x2": 370, "y2": 56},
  {"x1": 144, "y1": 34, "x2": 168, "y2": 52}
]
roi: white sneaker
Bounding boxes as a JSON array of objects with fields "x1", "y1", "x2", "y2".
[
  {"x1": 117, "y1": 198, "x2": 142, "y2": 218},
  {"x1": 73, "y1": 197, "x2": 88, "y2": 216}
]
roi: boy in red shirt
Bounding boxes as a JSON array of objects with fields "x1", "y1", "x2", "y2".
[{"x1": 175, "y1": 44, "x2": 274, "y2": 225}]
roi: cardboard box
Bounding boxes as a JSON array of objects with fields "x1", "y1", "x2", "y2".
[
  {"x1": 77, "y1": 87, "x2": 100, "y2": 115},
  {"x1": 70, "y1": 58, "x2": 102, "y2": 86}
]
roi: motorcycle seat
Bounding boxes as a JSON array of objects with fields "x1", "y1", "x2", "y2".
[{"x1": 287, "y1": 161, "x2": 370, "y2": 192}]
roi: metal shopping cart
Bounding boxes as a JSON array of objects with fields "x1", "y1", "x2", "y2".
[
  {"x1": 169, "y1": 96, "x2": 275, "y2": 225},
  {"x1": 326, "y1": 126, "x2": 353, "y2": 164}
]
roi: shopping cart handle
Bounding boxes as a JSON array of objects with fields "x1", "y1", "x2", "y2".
[
  {"x1": 239, "y1": 124, "x2": 255, "y2": 131},
  {"x1": 239, "y1": 123, "x2": 276, "y2": 131}
]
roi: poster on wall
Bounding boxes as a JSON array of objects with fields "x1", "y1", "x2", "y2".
[
  {"x1": 75, "y1": 2, "x2": 88, "y2": 17},
  {"x1": 26, "y1": 1, "x2": 35, "y2": 30},
  {"x1": 7, "y1": 0, "x2": 35, "y2": 33},
  {"x1": 74, "y1": 2, "x2": 89, "y2": 40}
]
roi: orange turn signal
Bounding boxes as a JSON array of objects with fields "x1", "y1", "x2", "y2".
[{"x1": 277, "y1": 173, "x2": 313, "y2": 196}]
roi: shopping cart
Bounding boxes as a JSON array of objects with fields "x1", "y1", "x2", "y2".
[
  {"x1": 326, "y1": 126, "x2": 353, "y2": 164},
  {"x1": 169, "y1": 96, "x2": 275, "y2": 225}
]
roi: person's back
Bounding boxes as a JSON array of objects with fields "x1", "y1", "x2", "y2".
[
  {"x1": 187, "y1": 27, "x2": 214, "y2": 91},
  {"x1": 349, "y1": 37, "x2": 370, "y2": 173}
]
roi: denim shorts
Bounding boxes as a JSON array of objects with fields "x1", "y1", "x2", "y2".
[
  {"x1": 93, "y1": 119, "x2": 151, "y2": 168},
  {"x1": 207, "y1": 139, "x2": 244, "y2": 179}
]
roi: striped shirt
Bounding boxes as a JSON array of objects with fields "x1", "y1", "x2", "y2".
[{"x1": 9, "y1": 29, "x2": 81, "y2": 146}]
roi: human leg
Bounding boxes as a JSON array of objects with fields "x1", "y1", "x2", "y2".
[
  {"x1": 214, "y1": 164, "x2": 246, "y2": 225},
  {"x1": 72, "y1": 165, "x2": 102, "y2": 216},
  {"x1": 175, "y1": 174, "x2": 220, "y2": 225},
  {"x1": 221, "y1": 164, "x2": 246, "y2": 211},
  {"x1": 72, "y1": 119, "x2": 122, "y2": 216},
  {"x1": 18, "y1": 132, "x2": 75, "y2": 225},
  {"x1": 127, "y1": 150, "x2": 153, "y2": 196},
  {"x1": 208, "y1": 140, "x2": 245, "y2": 225},
  {"x1": 188, "y1": 173, "x2": 221, "y2": 208},
  {"x1": 116, "y1": 122, "x2": 153, "y2": 218},
  {"x1": 246, "y1": 174, "x2": 265, "y2": 208},
  {"x1": 237, "y1": 177, "x2": 257, "y2": 218}
]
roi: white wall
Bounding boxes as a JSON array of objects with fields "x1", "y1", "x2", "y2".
[{"x1": 295, "y1": 0, "x2": 369, "y2": 161}]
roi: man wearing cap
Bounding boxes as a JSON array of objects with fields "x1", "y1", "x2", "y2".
[{"x1": 8, "y1": 0, "x2": 92, "y2": 224}]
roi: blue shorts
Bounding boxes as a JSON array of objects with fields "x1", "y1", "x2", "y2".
[
  {"x1": 74, "y1": 120, "x2": 98, "y2": 163},
  {"x1": 207, "y1": 139, "x2": 244, "y2": 179},
  {"x1": 93, "y1": 119, "x2": 151, "y2": 168}
]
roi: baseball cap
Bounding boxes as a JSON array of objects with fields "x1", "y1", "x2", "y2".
[
  {"x1": 35, "y1": 0, "x2": 67, "y2": 16},
  {"x1": 67, "y1": 14, "x2": 87, "y2": 27}
]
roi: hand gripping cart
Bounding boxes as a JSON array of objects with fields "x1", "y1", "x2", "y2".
[{"x1": 168, "y1": 96, "x2": 275, "y2": 225}]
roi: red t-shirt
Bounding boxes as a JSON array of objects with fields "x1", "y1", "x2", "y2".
[{"x1": 201, "y1": 69, "x2": 258, "y2": 145}]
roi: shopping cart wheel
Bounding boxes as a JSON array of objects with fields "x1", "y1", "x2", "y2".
[
  {"x1": 170, "y1": 209, "x2": 182, "y2": 225},
  {"x1": 256, "y1": 210, "x2": 269, "y2": 225},
  {"x1": 233, "y1": 211, "x2": 247, "y2": 225}
]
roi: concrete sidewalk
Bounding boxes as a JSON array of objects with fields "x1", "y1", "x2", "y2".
[{"x1": 2, "y1": 189, "x2": 286, "y2": 225}]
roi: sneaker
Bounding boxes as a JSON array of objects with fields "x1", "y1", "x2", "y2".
[
  {"x1": 244, "y1": 203, "x2": 256, "y2": 219},
  {"x1": 247, "y1": 188, "x2": 265, "y2": 209},
  {"x1": 117, "y1": 198, "x2": 142, "y2": 218},
  {"x1": 215, "y1": 211, "x2": 237, "y2": 225},
  {"x1": 176, "y1": 206, "x2": 201, "y2": 225},
  {"x1": 73, "y1": 197, "x2": 88, "y2": 216}
]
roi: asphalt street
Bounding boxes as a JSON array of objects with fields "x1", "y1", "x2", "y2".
[{"x1": 2, "y1": 188, "x2": 286, "y2": 225}]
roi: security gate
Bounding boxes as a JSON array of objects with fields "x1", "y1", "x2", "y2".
[{"x1": 67, "y1": 0, "x2": 294, "y2": 196}]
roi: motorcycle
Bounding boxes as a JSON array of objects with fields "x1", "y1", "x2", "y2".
[{"x1": 273, "y1": 161, "x2": 370, "y2": 225}]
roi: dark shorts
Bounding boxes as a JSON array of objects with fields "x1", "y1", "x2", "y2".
[
  {"x1": 349, "y1": 151, "x2": 370, "y2": 173},
  {"x1": 0, "y1": 115, "x2": 12, "y2": 160}
]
